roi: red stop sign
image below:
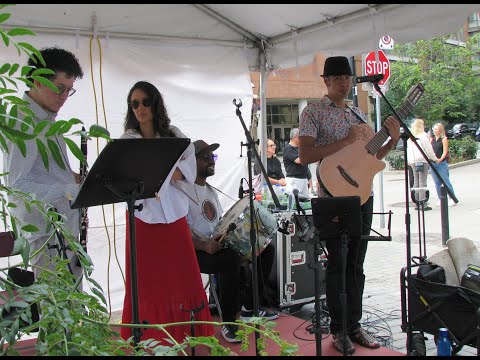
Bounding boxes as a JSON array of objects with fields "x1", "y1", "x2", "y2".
[{"x1": 364, "y1": 50, "x2": 390, "y2": 86}]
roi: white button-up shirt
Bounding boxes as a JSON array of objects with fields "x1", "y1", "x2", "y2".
[
  {"x1": 120, "y1": 126, "x2": 196, "y2": 224},
  {"x1": 3, "y1": 92, "x2": 80, "y2": 240}
]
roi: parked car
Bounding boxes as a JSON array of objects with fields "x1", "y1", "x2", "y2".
[
  {"x1": 476, "y1": 125, "x2": 480, "y2": 142},
  {"x1": 446, "y1": 123, "x2": 476, "y2": 140}
]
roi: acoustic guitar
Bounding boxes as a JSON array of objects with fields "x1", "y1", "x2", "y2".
[{"x1": 319, "y1": 83, "x2": 425, "y2": 204}]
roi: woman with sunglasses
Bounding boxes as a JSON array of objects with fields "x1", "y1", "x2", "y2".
[{"x1": 120, "y1": 81, "x2": 214, "y2": 347}]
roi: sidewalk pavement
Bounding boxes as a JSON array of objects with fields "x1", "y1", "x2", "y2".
[{"x1": 362, "y1": 158, "x2": 480, "y2": 355}]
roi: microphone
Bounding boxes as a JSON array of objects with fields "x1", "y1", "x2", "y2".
[
  {"x1": 293, "y1": 188, "x2": 305, "y2": 215},
  {"x1": 238, "y1": 178, "x2": 244, "y2": 199},
  {"x1": 356, "y1": 74, "x2": 384, "y2": 84},
  {"x1": 287, "y1": 193, "x2": 294, "y2": 212},
  {"x1": 277, "y1": 216, "x2": 290, "y2": 235}
]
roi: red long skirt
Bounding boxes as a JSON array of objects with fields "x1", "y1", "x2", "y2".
[{"x1": 120, "y1": 214, "x2": 214, "y2": 345}]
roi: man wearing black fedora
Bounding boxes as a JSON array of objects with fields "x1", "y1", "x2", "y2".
[{"x1": 298, "y1": 56, "x2": 400, "y2": 354}]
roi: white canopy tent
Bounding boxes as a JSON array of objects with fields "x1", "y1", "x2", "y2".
[{"x1": 1, "y1": 4, "x2": 478, "y2": 311}]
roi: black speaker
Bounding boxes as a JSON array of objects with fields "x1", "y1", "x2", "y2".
[{"x1": 266, "y1": 213, "x2": 327, "y2": 310}]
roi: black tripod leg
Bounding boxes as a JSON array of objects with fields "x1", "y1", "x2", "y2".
[
  {"x1": 313, "y1": 238, "x2": 323, "y2": 356},
  {"x1": 340, "y1": 230, "x2": 349, "y2": 356}
]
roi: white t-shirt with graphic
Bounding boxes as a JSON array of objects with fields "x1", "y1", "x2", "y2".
[{"x1": 186, "y1": 183, "x2": 223, "y2": 239}]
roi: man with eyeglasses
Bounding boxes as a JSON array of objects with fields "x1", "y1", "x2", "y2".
[
  {"x1": 3, "y1": 47, "x2": 85, "y2": 284},
  {"x1": 253, "y1": 139, "x2": 286, "y2": 186},
  {"x1": 184, "y1": 139, "x2": 278, "y2": 344},
  {"x1": 298, "y1": 56, "x2": 400, "y2": 354}
]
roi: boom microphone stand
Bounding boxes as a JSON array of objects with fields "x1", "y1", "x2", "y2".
[
  {"x1": 371, "y1": 81, "x2": 458, "y2": 356},
  {"x1": 233, "y1": 99, "x2": 284, "y2": 356}
]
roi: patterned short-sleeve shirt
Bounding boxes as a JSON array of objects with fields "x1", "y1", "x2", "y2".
[
  {"x1": 299, "y1": 96, "x2": 368, "y2": 197},
  {"x1": 299, "y1": 96, "x2": 366, "y2": 145}
]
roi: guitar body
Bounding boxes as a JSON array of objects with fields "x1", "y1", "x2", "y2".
[{"x1": 319, "y1": 124, "x2": 386, "y2": 205}]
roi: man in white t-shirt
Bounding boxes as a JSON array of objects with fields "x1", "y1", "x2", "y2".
[{"x1": 186, "y1": 140, "x2": 278, "y2": 343}]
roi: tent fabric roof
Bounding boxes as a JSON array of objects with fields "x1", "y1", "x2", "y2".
[{"x1": 5, "y1": 4, "x2": 480, "y2": 69}]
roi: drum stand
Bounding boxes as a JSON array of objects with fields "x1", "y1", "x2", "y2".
[{"x1": 233, "y1": 99, "x2": 282, "y2": 356}]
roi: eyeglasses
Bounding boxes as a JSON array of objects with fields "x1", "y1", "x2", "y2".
[
  {"x1": 197, "y1": 153, "x2": 218, "y2": 162},
  {"x1": 268, "y1": 144, "x2": 276, "y2": 147},
  {"x1": 130, "y1": 98, "x2": 153, "y2": 110},
  {"x1": 55, "y1": 84, "x2": 76, "y2": 97}
]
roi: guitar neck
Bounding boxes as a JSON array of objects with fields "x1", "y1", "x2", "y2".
[
  {"x1": 366, "y1": 91, "x2": 418, "y2": 155},
  {"x1": 366, "y1": 127, "x2": 390, "y2": 155}
]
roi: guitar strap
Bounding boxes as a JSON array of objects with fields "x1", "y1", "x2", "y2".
[
  {"x1": 346, "y1": 105, "x2": 367, "y2": 124},
  {"x1": 316, "y1": 105, "x2": 366, "y2": 198}
]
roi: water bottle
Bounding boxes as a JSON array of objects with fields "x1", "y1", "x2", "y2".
[
  {"x1": 437, "y1": 328, "x2": 452, "y2": 356},
  {"x1": 280, "y1": 187, "x2": 288, "y2": 207},
  {"x1": 273, "y1": 184, "x2": 282, "y2": 200},
  {"x1": 262, "y1": 182, "x2": 271, "y2": 203}
]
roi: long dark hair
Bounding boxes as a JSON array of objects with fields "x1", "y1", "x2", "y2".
[{"x1": 123, "y1": 81, "x2": 176, "y2": 137}]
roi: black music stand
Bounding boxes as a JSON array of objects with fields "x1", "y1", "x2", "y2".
[
  {"x1": 311, "y1": 196, "x2": 361, "y2": 357},
  {"x1": 71, "y1": 137, "x2": 190, "y2": 346}
]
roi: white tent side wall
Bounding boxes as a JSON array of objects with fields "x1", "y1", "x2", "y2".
[{"x1": 0, "y1": 34, "x2": 253, "y2": 311}]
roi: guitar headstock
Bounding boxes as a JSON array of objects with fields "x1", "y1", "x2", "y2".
[
  {"x1": 397, "y1": 83, "x2": 425, "y2": 118},
  {"x1": 406, "y1": 83, "x2": 425, "y2": 106}
]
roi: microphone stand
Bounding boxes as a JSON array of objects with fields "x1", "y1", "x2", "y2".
[
  {"x1": 293, "y1": 191, "x2": 323, "y2": 356},
  {"x1": 234, "y1": 98, "x2": 283, "y2": 356},
  {"x1": 372, "y1": 82, "x2": 458, "y2": 356}
]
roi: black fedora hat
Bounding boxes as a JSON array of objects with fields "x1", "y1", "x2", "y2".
[{"x1": 322, "y1": 56, "x2": 353, "y2": 77}]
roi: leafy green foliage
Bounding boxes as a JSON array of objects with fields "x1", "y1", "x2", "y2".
[
  {"x1": 385, "y1": 139, "x2": 478, "y2": 170},
  {"x1": 379, "y1": 33, "x2": 480, "y2": 129}
]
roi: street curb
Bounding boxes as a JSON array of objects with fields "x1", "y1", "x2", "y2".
[{"x1": 384, "y1": 157, "x2": 480, "y2": 175}]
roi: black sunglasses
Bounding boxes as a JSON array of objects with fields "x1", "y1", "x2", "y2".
[
  {"x1": 196, "y1": 153, "x2": 218, "y2": 162},
  {"x1": 130, "y1": 98, "x2": 153, "y2": 110}
]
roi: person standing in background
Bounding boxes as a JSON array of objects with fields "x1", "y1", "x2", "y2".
[
  {"x1": 406, "y1": 118, "x2": 438, "y2": 210},
  {"x1": 430, "y1": 122, "x2": 458, "y2": 207},
  {"x1": 119, "y1": 81, "x2": 214, "y2": 346},
  {"x1": 283, "y1": 128, "x2": 312, "y2": 197}
]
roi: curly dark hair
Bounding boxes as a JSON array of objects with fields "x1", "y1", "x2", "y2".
[
  {"x1": 26, "y1": 47, "x2": 83, "y2": 86},
  {"x1": 124, "y1": 81, "x2": 176, "y2": 138}
]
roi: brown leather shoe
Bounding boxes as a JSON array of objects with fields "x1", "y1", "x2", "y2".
[
  {"x1": 349, "y1": 328, "x2": 380, "y2": 349},
  {"x1": 333, "y1": 332, "x2": 355, "y2": 354}
]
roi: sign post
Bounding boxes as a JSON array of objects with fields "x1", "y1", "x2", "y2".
[{"x1": 364, "y1": 49, "x2": 391, "y2": 229}]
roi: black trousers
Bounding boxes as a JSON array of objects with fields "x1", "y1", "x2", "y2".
[
  {"x1": 325, "y1": 196, "x2": 374, "y2": 334},
  {"x1": 195, "y1": 243, "x2": 275, "y2": 322}
]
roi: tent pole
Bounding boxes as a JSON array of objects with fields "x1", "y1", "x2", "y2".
[{"x1": 259, "y1": 52, "x2": 268, "y2": 172}]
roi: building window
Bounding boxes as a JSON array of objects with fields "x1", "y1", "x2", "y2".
[{"x1": 266, "y1": 103, "x2": 299, "y2": 154}]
